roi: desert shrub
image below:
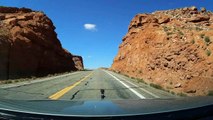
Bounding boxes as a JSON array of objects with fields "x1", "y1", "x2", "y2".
[
  {"x1": 138, "y1": 70, "x2": 142, "y2": 73},
  {"x1": 163, "y1": 26, "x2": 170, "y2": 32},
  {"x1": 170, "y1": 91, "x2": 175, "y2": 95},
  {"x1": 177, "y1": 92, "x2": 187, "y2": 97},
  {"x1": 4, "y1": 80, "x2": 12, "y2": 84},
  {"x1": 204, "y1": 36, "x2": 211, "y2": 44},
  {"x1": 195, "y1": 27, "x2": 203, "y2": 31},
  {"x1": 136, "y1": 78, "x2": 146, "y2": 83},
  {"x1": 208, "y1": 90, "x2": 213, "y2": 96},
  {"x1": 191, "y1": 39, "x2": 195, "y2": 44},
  {"x1": 178, "y1": 31, "x2": 184, "y2": 36},
  {"x1": 206, "y1": 49, "x2": 211, "y2": 56},
  {"x1": 167, "y1": 32, "x2": 173, "y2": 36},
  {"x1": 140, "y1": 78, "x2": 145, "y2": 83},
  {"x1": 124, "y1": 74, "x2": 129, "y2": 77},
  {"x1": 150, "y1": 83, "x2": 163, "y2": 90},
  {"x1": 200, "y1": 34, "x2": 205, "y2": 39}
]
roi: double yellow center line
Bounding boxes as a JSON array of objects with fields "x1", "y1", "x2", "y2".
[{"x1": 49, "y1": 72, "x2": 93, "y2": 100}]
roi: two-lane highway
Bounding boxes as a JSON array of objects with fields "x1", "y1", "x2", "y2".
[{"x1": 0, "y1": 69, "x2": 176, "y2": 100}]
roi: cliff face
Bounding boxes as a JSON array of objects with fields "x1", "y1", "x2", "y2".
[
  {"x1": 0, "y1": 7, "x2": 83, "y2": 80},
  {"x1": 111, "y1": 7, "x2": 213, "y2": 96}
]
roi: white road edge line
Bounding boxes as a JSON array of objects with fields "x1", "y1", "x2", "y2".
[
  {"x1": 124, "y1": 80, "x2": 160, "y2": 98},
  {"x1": 116, "y1": 75, "x2": 160, "y2": 98},
  {"x1": 104, "y1": 70, "x2": 146, "y2": 99}
]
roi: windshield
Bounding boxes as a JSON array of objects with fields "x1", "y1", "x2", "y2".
[{"x1": 0, "y1": 0, "x2": 213, "y2": 117}]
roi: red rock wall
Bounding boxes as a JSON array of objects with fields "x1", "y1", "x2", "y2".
[
  {"x1": 0, "y1": 7, "x2": 83, "y2": 79},
  {"x1": 111, "y1": 7, "x2": 213, "y2": 96}
]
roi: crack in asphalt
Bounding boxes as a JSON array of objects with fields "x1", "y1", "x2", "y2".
[{"x1": 70, "y1": 90, "x2": 80, "y2": 100}]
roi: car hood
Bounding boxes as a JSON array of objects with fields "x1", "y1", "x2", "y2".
[{"x1": 0, "y1": 97, "x2": 212, "y2": 117}]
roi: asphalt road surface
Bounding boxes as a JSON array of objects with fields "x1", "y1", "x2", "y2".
[{"x1": 0, "y1": 69, "x2": 177, "y2": 100}]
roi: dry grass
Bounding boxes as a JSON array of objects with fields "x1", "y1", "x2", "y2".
[
  {"x1": 208, "y1": 90, "x2": 213, "y2": 96},
  {"x1": 150, "y1": 83, "x2": 163, "y2": 90}
]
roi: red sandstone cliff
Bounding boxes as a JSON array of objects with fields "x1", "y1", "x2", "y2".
[
  {"x1": 0, "y1": 7, "x2": 83, "y2": 80},
  {"x1": 111, "y1": 7, "x2": 213, "y2": 96}
]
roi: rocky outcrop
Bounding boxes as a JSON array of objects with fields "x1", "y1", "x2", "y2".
[
  {"x1": 0, "y1": 7, "x2": 83, "y2": 80},
  {"x1": 72, "y1": 55, "x2": 84, "y2": 70},
  {"x1": 111, "y1": 6, "x2": 213, "y2": 96}
]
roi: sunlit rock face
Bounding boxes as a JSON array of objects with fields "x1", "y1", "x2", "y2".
[
  {"x1": 0, "y1": 7, "x2": 83, "y2": 79},
  {"x1": 111, "y1": 7, "x2": 213, "y2": 96}
]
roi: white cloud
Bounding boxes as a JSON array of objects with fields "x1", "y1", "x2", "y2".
[
  {"x1": 87, "y1": 56, "x2": 92, "y2": 58},
  {"x1": 84, "y1": 24, "x2": 97, "y2": 31}
]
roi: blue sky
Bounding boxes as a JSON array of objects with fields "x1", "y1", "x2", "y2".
[{"x1": 0, "y1": 0, "x2": 213, "y2": 69}]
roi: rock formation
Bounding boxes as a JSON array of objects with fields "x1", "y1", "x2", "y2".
[
  {"x1": 72, "y1": 55, "x2": 84, "y2": 70},
  {"x1": 0, "y1": 7, "x2": 83, "y2": 80},
  {"x1": 111, "y1": 6, "x2": 213, "y2": 96}
]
